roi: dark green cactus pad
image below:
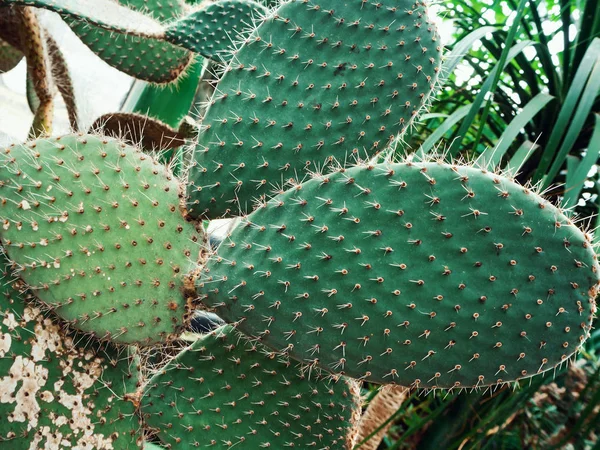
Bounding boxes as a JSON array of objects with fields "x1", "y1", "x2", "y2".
[
  {"x1": 141, "y1": 324, "x2": 361, "y2": 449},
  {"x1": 165, "y1": 0, "x2": 268, "y2": 62},
  {"x1": 67, "y1": 0, "x2": 192, "y2": 84},
  {"x1": 0, "y1": 37, "x2": 23, "y2": 73},
  {"x1": 200, "y1": 161, "x2": 599, "y2": 388},
  {"x1": 0, "y1": 253, "x2": 142, "y2": 448},
  {"x1": 2, "y1": 0, "x2": 270, "y2": 76},
  {"x1": 186, "y1": 0, "x2": 442, "y2": 218},
  {"x1": 0, "y1": 134, "x2": 205, "y2": 345},
  {"x1": 0, "y1": 0, "x2": 165, "y2": 35}
]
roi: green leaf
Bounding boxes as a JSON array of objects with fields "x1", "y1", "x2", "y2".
[
  {"x1": 419, "y1": 104, "x2": 478, "y2": 154},
  {"x1": 441, "y1": 26, "x2": 498, "y2": 82},
  {"x1": 469, "y1": 0, "x2": 529, "y2": 154},
  {"x1": 447, "y1": 40, "x2": 535, "y2": 156},
  {"x1": 542, "y1": 56, "x2": 600, "y2": 189},
  {"x1": 478, "y1": 92, "x2": 554, "y2": 170},
  {"x1": 534, "y1": 37, "x2": 600, "y2": 184},
  {"x1": 563, "y1": 114, "x2": 600, "y2": 209},
  {"x1": 505, "y1": 140, "x2": 540, "y2": 173}
]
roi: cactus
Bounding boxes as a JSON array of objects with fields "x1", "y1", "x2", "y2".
[
  {"x1": 185, "y1": 0, "x2": 442, "y2": 218},
  {"x1": 141, "y1": 324, "x2": 361, "y2": 449},
  {"x1": 26, "y1": 33, "x2": 79, "y2": 131},
  {"x1": 0, "y1": 252, "x2": 142, "y2": 448},
  {"x1": 165, "y1": 0, "x2": 268, "y2": 63},
  {"x1": 2, "y1": 0, "x2": 270, "y2": 74},
  {"x1": 1, "y1": 0, "x2": 166, "y2": 36},
  {"x1": 67, "y1": 0, "x2": 193, "y2": 84},
  {"x1": 8, "y1": 6, "x2": 54, "y2": 138},
  {"x1": 0, "y1": 134, "x2": 206, "y2": 345},
  {"x1": 199, "y1": 160, "x2": 599, "y2": 387},
  {"x1": 0, "y1": 0, "x2": 599, "y2": 448},
  {"x1": 1, "y1": 5, "x2": 79, "y2": 134},
  {"x1": 0, "y1": 37, "x2": 23, "y2": 73}
]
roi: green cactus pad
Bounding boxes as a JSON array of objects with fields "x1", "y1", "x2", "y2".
[
  {"x1": 1, "y1": 0, "x2": 165, "y2": 35},
  {"x1": 0, "y1": 253, "x2": 142, "y2": 448},
  {"x1": 200, "y1": 161, "x2": 599, "y2": 388},
  {"x1": 186, "y1": 0, "x2": 442, "y2": 218},
  {"x1": 3, "y1": 0, "x2": 270, "y2": 75},
  {"x1": 0, "y1": 134, "x2": 205, "y2": 345},
  {"x1": 67, "y1": 0, "x2": 192, "y2": 84},
  {"x1": 0, "y1": 37, "x2": 23, "y2": 73},
  {"x1": 164, "y1": 0, "x2": 267, "y2": 62},
  {"x1": 141, "y1": 324, "x2": 361, "y2": 449},
  {"x1": 144, "y1": 443, "x2": 167, "y2": 450}
]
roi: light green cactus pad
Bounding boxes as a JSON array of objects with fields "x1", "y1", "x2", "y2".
[
  {"x1": 186, "y1": 0, "x2": 443, "y2": 218},
  {"x1": 67, "y1": 0, "x2": 192, "y2": 84},
  {"x1": 200, "y1": 161, "x2": 599, "y2": 387},
  {"x1": 141, "y1": 325, "x2": 361, "y2": 449},
  {"x1": 0, "y1": 134, "x2": 206, "y2": 345},
  {"x1": 0, "y1": 253, "x2": 143, "y2": 448}
]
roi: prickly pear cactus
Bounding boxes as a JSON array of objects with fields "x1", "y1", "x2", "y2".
[
  {"x1": 67, "y1": 0, "x2": 192, "y2": 83},
  {"x1": 200, "y1": 160, "x2": 599, "y2": 387},
  {"x1": 0, "y1": 37, "x2": 23, "y2": 73},
  {"x1": 186, "y1": 0, "x2": 442, "y2": 218},
  {"x1": 0, "y1": 252, "x2": 142, "y2": 448},
  {"x1": 165, "y1": 0, "x2": 268, "y2": 62},
  {"x1": 0, "y1": 134, "x2": 206, "y2": 345},
  {"x1": 141, "y1": 324, "x2": 361, "y2": 449},
  {"x1": 1, "y1": 0, "x2": 165, "y2": 36}
]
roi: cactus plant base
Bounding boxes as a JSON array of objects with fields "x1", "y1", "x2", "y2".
[{"x1": 201, "y1": 159, "x2": 599, "y2": 388}]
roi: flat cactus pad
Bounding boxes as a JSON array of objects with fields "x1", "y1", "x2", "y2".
[
  {"x1": 141, "y1": 324, "x2": 361, "y2": 449},
  {"x1": 0, "y1": 134, "x2": 205, "y2": 345},
  {"x1": 200, "y1": 160, "x2": 599, "y2": 387},
  {"x1": 0, "y1": 253, "x2": 142, "y2": 448}
]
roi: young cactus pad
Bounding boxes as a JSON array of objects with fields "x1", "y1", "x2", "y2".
[
  {"x1": 200, "y1": 160, "x2": 599, "y2": 388},
  {"x1": 67, "y1": 0, "x2": 192, "y2": 84},
  {"x1": 141, "y1": 324, "x2": 361, "y2": 449},
  {"x1": 0, "y1": 254, "x2": 142, "y2": 448},
  {"x1": 186, "y1": 0, "x2": 442, "y2": 218},
  {"x1": 0, "y1": 134, "x2": 205, "y2": 345}
]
